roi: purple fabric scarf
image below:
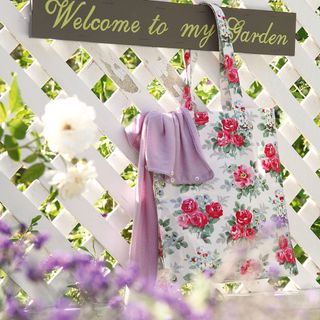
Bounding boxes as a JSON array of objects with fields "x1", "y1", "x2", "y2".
[{"x1": 125, "y1": 106, "x2": 214, "y2": 287}]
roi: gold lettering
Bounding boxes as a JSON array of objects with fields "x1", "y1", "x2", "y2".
[
  {"x1": 148, "y1": 14, "x2": 168, "y2": 35},
  {"x1": 82, "y1": 4, "x2": 96, "y2": 30},
  {"x1": 110, "y1": 20, "x2": 131, "y2": 33},
  {"x1": 180, "y1": 24, "x2": 215, "y2": 48},
  {"x1": 73, "y1": 17, "x2": 82, "y2": 30},
  {"x1": 131, "y1": 20, "x2": 140, "y2": 33},
  {"x1": 100, "y1": 19, "x2": 111, "y2": 31},
  {"x1": 45, "y1": 0, "x2": 86, "y2": 29}
]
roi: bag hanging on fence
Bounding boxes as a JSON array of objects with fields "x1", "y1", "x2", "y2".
[{"x1": 153, "y1": 1, "x2": 299, "y2": 287}]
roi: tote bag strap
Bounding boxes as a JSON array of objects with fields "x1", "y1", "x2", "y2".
[{"x1": 182, "y1": 1, "x2": 246, "y2": 114}]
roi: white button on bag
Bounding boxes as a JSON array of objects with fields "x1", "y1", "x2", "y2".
[{"x1": 195, "y1": 176, "x2": 200, "y2": 182}]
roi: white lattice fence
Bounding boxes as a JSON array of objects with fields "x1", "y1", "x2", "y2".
[{"x1": 0, "y1": 0, "x2": 320, "y2": 303}]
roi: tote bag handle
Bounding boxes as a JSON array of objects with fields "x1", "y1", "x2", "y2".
[{"x1": 182, "y1": 1, "x2": 245, "y2": 114}]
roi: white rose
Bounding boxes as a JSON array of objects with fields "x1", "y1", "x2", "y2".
[
  {"x1": 41, "y1": 95, "x2": 97, "y2": 157},
  {"x1": 48, "y1": 160, "x2": 97, "y2": 199}
]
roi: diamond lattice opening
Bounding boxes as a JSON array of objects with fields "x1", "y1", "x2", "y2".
[
  {"x1": 290, "y1": 188, "x2": 310, "y2": 213},
  {"x1": 121, "y1": 105, "x2": 140, "y2": 128},
  {"x1": 147, "y1": 79, "x2": 166, "y2": 100},
  {"x1": 290, "y1": 76, "x2": 311, "y2": 102},
  {"x1": 195, "y1": 77, "x2": 218, "y2": 105},
  {"x1": 269, "y1": 56, "x2": 288, "y2": 74},
  {"x1": 292, "y1": 134, "x2": 310, "y2": 158},
  {"x1": 246, "y1": 80, "x2": 263, "y2": 99},
  {"x1": 92, "y1": 74, "x2": 117, "y2": 103},
  {"x1": 41, "y1": 78, "x2": 62, "y2": 100},
  {"x1": 119, "y1": 48, "x2": 141, "y2": 72},
  {"x1": 66, "y1": 47, "x2": 91, "y2": 74},
  {"x1": 10, "y1": 44, "x2": 34, "y2": 69}
]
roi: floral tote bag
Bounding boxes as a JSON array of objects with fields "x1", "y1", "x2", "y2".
[{"x1": 153, "y1": 1, "x2": 299, "y2": 288}]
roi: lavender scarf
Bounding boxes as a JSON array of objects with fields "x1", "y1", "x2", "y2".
[{"x1": 125, "y1": 106, "x2": 214, "y2": 287}]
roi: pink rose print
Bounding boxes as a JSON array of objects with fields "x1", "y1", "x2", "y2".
[
  {"x1": 230, "y1": 223, "x2": 244, "y2": 240},
  {"x1": 205, "y1": 202, "x2": 224, "y2": 219},
  {"x1": 264, "y1": 143, "x2": 276, "y2": 158},
  {"x1": 275, "y1": 250, "x2": 286, "y2": 264},
  {"x1": 189, "y1": 211, "x2": 209, "y2": 229},
  {"x1": 270, "y1": 157, "x2": 281, "y2": 173},
  {"x1": 181, "y1": 198, "x2": 198, "y2": 214},
  {"x1": 261, "y1": 143, "x2": 281, "y2": 175},
  {"x1": 194, "y1": 112, "x2": 209, "y2": 126},
  {"x1": 177, "y1": 214, "x2": 191, "y2": 229},
  {"x1": 245, "y1": 228, "x2": 256, "y2": 239},
  {"x1": 233, "y1": 164, "x2": 254, "y2": 188},
  {"x1": 279, "y1": 235, "x2": 289, "y2": 250},
  {"x1": 261, "y1": 158, "x2": 272, "y2": 172},
  {"x1": 283, "y1": 247, "x2": 296, "y2": 264},
  {"x1": 240, "y1": 259, "x2": 261, "y2": 275},
  {"x1": 236, "y1": 209, "x2": 252, "y2": 226},
  {"x1": 275, "y1": 235, "x2": 296, "y2": 265},
  {"x1": 216, "y1": 130, "x2": 232, "y2": 147},
  {"x1": 231, "y1": 134, "x2": 244, "y2": 147},
  {"x1": 221, "y1": 118, "x2": 238, "y2": 132},
  {"x1": 224, "y1": 54, "x2": 234, "y2": 70},
  {"x1": 227, "y1": 67, "x2": 240, "y2": 83}
]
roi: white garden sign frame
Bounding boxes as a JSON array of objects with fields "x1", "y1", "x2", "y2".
[{"x1": 0, "y1": 0, "x2": 320, "y2": 304}]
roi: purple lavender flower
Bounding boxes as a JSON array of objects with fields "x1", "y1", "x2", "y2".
[
  {"x1": 47, "y1": 298, "x2": 79, "y2": 320},
  {"x1": 124, "y1": 302, "x2": 152, "y2": 320},
  {"x1": 114, "y1": 263, "x2": 140, "y2": 289},
  {"x1": 0, "y1": 220, "x2": 11, "y2": 235},
  {"x1": 26, "y1": 264, "x2": 44, "y2": 282},
  {"x1": 33, "y1": 232, "x2": 49, "y2": 249},
  {"x1": 5, "y1": 294, "x2": 28, "y2": 320}
]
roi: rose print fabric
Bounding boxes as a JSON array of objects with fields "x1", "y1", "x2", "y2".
[{"x1": 153, "y1": 2, "x2": 298, "y2": 288}]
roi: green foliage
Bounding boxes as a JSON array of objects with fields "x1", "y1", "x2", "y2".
[
  {"x1": 195, "y1": 77, "x2": 218, "y2": 105},
  {"x1": 119, "y1": 48, "x2": 141, "y2": 71},
  {"x1": 10, "y1": 0, "x2": 28, "y2": 10},
  {"x1": 246, "y1": 81, "x2": 263, "y2": 99},
  {"x1": 121, "y1": 105, "x2": 140, "y2": 127},
  {"x1": 170, "y1": 49, "x2": 185, "y2": 74},
  {"x1": 66, "y1": 47, "x2": 91, "y2": 73},
  {"x1": 296, "y1": 27, "x2": 309, "y2": 44},
  {"x1": 292, "y1": 134, "x2": 310, "y2": 158},
  {"x1": 120, "y1": 221, "x2": 133, "y2": 244},
  {"x1": 290, "y1": 77, "x2": 311, "y2": 102},
  {"x1": 41, "y1": 78, "x2": 62, "y2": 99},
  {"x1": 290, "y1": 189, "x2": 309, "y2": 213},
  {"x1": 95, "y1": 191, "x2": 117, "y2": 216},
  {"x1": 121, "y1": 164, "x2": 138, "y2": 188},
  {"x1": 293, "y1": 244, "x2": 308, "y2": 264},
  {"x1": 10, "y1": 44, "x2": 34, "y2": 69},
  {"x1": 147, "y1": 79, "x2": 166, "y2": 100},
  {"x1": 268, "y1": 0, "x2": 289, "y2": 12},
  {"x1": 92, "y1": 74, "x2": 117, "y2": 102},
  {"x1": 269, "y1": 56, "x2": 288, "y2": 74},
  {"x1": 96, "y1": 136, "x2": 115, "y2": 158}
]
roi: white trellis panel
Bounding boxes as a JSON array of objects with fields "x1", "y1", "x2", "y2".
[{"x1": 0, "y1": 0, "x2": 320, "y2": 303}]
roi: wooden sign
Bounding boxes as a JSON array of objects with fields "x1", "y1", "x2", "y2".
[{"x1": 30, "y1": 0, "x2": 297, "y2": 55}]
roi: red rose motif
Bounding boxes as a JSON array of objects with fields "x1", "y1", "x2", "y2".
[
  {"x1": 224, "y1": 54, "x2": 234, "y2": 70},
  {"x1": 183, "y1": 85, "x2": 190, "y2": 99},
  {"x1": 221, "y1": 118, "x2": 238, "y2": 132},
  {"x1": 270, "y1": 157, "x2": 281, "y2": 173},
  {"x1": 230, "y1": 223, "x2": 244, "y2": 240},
  {"x1": 235, "y1": 209, "x2": 252, "y2": 226},
  {"x1": 261, "y1": 158, "x2": 272, "y2": 173},
  {"x1": 189, "y1": 211, "x2": 209, "y2": 229},
  {"x1": 181, "y1": 199, "x2": 198, "y2": 214},
  {"x1": 264, "y1": 143, "x2": 277, "y2": 158},
  {"x1": 245, "y1": 228, "x2": 256, "y2": 239},
  {"x1": 283, "y1": 247, "x2": 296, "y2": 264},
  {"x1": 278, "y1": 235, "x2": 288, "y2": 250},
  {"x1": 275, "y1": 250, "x2": 286, "y2": 264},
  {"x1": 185, "y1": 97, "x2": 192, "y2": 110},
  {"x1": 231, "y1": 134, "x2": 244, "y2": 147},
  {"x1": 216, "y1": 130, "x2": 232, "y2": 147},
  {"x1": 227, "y1": 67, "x2": 240, "y2": 83},
  {"x1": 177, "y1": 214, "x2": 191, "y2": 229},
  {"x1": 194, "y1": 112, "x2": 209, "y2": 126},
  {"x1": 205, "y1": 202, "x2": 223, "y2": 219},
  {"x1": 184, "y1": 50, "x2": 190, "y2": 65},
  {"x1": 240, "y1": 259, "x2": 261, "y2": 275}
]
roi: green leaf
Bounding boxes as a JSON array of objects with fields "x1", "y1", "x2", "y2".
[
  {"x1": 257, "y1": 123, "x2": 266, "y2": 130},
  {"x1": 8, "y1": 119, "x2": 28, "y2": 140},
  {"x1": 20, "y1": 163, "x2": 45, "y2": 183},
  {"x1": 9, "y1": 74, "x2": 24, "y2": 113},
  {"x1": 31, "y1": 215, "x2": 42, "y2": 226},
  {"x1": 0, "y1": 102, "x2": 7, "y2": 123},
  {"x1": 23, "y1": 153, "x2": 38, "y2": 163},
  {"x1": 4, "y1": 135, "x2": 21, "y2": 161},
  {"x1": 0, "y1": 127, "x2": 3, "y2": 140}
]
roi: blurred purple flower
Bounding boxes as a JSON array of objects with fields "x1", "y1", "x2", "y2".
[
  {"x1": 124, "y1": 302, "x2": 152, "y2": 320},
  {"x1": 18, "y1": 222, "x2": 27, "y2": 234},
  {"x1": 47, "y1": 298, "x2": 79, "y2": 320},
  {"x1": 107, "y1": 295, "x2": 123, "y2": 310},
  {"x1": 26, "y1": 264, "x2": 44, "y2": 282},
  {"x1": 114, "y1": 263, "x2": 140, "y2": 289},
  {"x1": 5, "y1": 294, "x2": 28, "y2": 320},
  {"x1": 0, "y1": 220, "x2": 11, "y2": 235},
  {"x1": 33, "y1": 233, "x2": 49, "y2": 250}
]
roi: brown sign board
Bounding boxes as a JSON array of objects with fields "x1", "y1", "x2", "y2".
[{"x1": 30, "y1": 0, "x2": 296, "y2": 55}]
